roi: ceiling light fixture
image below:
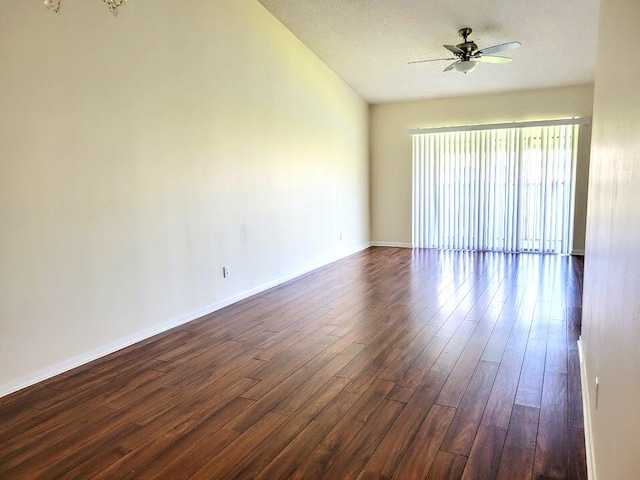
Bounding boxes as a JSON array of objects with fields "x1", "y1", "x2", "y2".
[
  {"x1": 453, "y1": 60, "x2": 477, "y2": 74},
  {"x1": 44, "y1": 0, "x2": 127, "y2": 16}
]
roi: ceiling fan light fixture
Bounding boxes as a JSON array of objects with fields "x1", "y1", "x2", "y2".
[
  {"x1": 453, "y1": 60, "x2": 477, "y2": 74},
  {"x1": 410, "y1": 28, "x2": 521, "y2": 74}
]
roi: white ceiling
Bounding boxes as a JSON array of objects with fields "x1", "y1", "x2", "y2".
[{"x1": 257, "y1": 0, "x2": 600, "y2": 104}]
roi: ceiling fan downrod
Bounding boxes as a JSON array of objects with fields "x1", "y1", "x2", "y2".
[{"x1": 458, "y1": 27, "x2": 473, "y2": 43}]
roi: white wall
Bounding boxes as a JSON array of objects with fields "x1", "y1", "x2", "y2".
[
  {"x1": 370, "y1": 85, "x2": 594, "y2": 252},
  {"x1": 0, "y1": 0, "x2": 370, "y2": 395},
  {"x1": 582, "y1": 0, "x2": 640, "y2": 477}
]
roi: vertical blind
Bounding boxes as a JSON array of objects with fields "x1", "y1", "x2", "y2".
[{"x1": 412, "y1": 124, "x2": 579, "y2": 254}]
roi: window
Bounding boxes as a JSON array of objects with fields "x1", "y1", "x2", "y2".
[{"x1": 412, "y1": 123, "x2": 579, "y2": 254}]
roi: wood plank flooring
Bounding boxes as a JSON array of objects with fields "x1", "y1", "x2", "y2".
[{"x1": 0, "y1": 247, "x2": 587, "y2": 479}]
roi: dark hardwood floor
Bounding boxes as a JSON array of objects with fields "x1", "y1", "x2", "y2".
[{"x1": 0, "y1": 247, "x2": 587, "y2": 479}]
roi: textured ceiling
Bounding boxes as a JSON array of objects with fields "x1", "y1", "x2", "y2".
[{"x1": 257, "y1": 0, "x2": 600, "y2": 103}]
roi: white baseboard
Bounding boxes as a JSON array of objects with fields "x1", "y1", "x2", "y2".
[
  {"x1": 578, "y1": 337, "x2": 597, "y2": 480},
  {"x1": 0, "y1": 243, "x2": 372, "y2": 399},
  {"x1": 370, "y1": 241, "x2": 413, "y2": 248}
]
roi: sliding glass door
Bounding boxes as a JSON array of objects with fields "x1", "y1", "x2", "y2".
[{"x1": 412, "y1": 124, "x2": 578, "y2": 254}]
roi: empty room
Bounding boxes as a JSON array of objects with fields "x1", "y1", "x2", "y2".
[{"x1": 1, "y1": 0, "x2": 638, "y2": 479}]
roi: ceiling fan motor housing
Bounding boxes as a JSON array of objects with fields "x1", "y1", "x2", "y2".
[{"x1": 456, "y1": 28, "x2": 478, "y2": 59}]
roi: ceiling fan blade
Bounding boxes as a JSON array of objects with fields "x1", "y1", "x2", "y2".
[
  {"x1": 478, "y1": 41, "x2": 522, "y2": 56},
  {"x1": 474, "y1": 55, "x2": 512, "y2": 64},
  {"x1": 443, "y1": 44, "x2": 464, "y2": 54},
  {"x1": 408, "y1": 57, "x2": 457, "y2": 65},
  {"x1": 443, "y1": 60, "x2": 460, "y2": 72}
]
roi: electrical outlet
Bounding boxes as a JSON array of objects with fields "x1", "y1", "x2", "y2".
[{"x1": 223, "y1": 266, "x2": 230, "y2": 278}]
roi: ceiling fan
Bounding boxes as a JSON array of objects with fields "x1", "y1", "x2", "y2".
[{"x1": 410, "y1": 28, "x2": 522, "y2": 73}]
